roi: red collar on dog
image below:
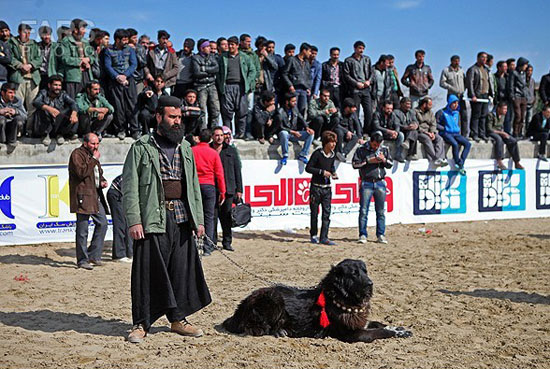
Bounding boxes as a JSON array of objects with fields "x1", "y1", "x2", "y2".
[{"x1": 317, "y1": 291, "x2": 330, "y2": 328}]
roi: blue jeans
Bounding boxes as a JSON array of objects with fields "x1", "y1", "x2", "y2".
[
  {"x1": 440, "y1": 131, "x2": 471, "y2": 167},
  {"x1": 279, "y1": 130, "x2": 313, "y2": 159},
  {"x1": 358, "y1": 180, "x2": 386, "y2": 237},
  {"x1": 295, "y1": 89, "x2": 308, "y2": 116}
]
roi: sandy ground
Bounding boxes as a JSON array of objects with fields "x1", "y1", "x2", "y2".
[{"x1": 0, "y1": 218, "x2": 549, "y2": 369}]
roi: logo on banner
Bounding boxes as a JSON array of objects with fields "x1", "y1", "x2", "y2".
[
  {"x1": 244, "y1": 177, "x2": 393, "y2": 215},
  {"x1": 478, "y1": 170, "x2": 525, "y2": 212},
  {"x1": 413, "y1": 171, "x2": 466, "y2": 215},
  {"x1": 0, "y1": 176, "x2": 15, "y2": 219},
  {"x1": 38, "y1": 175, "x2": 70, "y2": 218},
  {"x1": 536, "y1": 170, "x2": 550, "y2": 210}
]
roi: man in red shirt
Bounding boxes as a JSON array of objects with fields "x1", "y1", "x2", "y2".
[{"x1": 192, "y1": 128, "x2": 226, "y2": 255}]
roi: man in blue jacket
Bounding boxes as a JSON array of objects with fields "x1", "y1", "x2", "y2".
[{"x1": 436, "y1": 94, "x2": 471, "y2": 175}]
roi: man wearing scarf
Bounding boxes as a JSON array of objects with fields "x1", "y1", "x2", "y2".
[{"x1": 123, "y1": 95, "x2": 210, "y2": 344}]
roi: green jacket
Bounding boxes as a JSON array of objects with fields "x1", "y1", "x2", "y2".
[
  {"x1": 8, "y1": 37, "x2": 41, "y2": 85},
  {"x1": 486, "y1": 112, "x2": 505, "y2": 134},
  {"x1": 217, "y1": 51, "x2": 256, "y2": 94},
  {"x1": 308, "y1": 98, "x2": 339, "y2": 120},
  {"x1": 47, "y1": 42, "x2": 62, "y2": 78},
  {"x1": 122, "y1": 134, "x2": 204, "y2": 234},
  {"x1": 76, "y1": 92, "x2": 114, "y2": 117},
  {"x1": 241, "y1": 48, "x2": 260, "y2": 82},
  {"x1": 59, "y1": 35, "x2": 96, "y2": 83}
]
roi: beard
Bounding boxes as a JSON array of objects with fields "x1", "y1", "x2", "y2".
[{"x1": 158, "y1": 119, "x2": 185, "y2": 144}]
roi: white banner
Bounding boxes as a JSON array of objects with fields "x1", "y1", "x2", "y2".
[{"x1": 1, "y1": 159, "x2": 549, "y2": 245}]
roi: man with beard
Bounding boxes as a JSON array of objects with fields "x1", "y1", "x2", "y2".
[
  {"x1": 0, "y1": 21, "x2": 11, "y2": 87},
  {"x1": 32, "y1": 75, "x2": 79, "y2": 145},
  {"x1": 321, "y1": 47, "x2": 344, "y2": 110},
  {"x1": 123, "y1": 95, "x2": 210, "y2": 343},
  {"x1": 59, "y1": 19, "x2": 95, "y2": 99},
  {"x1": 0, "y1": 82, "x2": 26, "y2": 149},
  {"x1": 76, "y1": 80, "x2": 114, "y2": 139}
]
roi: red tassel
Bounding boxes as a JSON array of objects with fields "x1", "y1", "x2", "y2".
[{"x1": 316, "y1": 291, "x2": 330, "y2": 328}]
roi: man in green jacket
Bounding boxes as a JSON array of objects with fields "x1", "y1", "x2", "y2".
[
  {"x1": 217, "y1": 36, "x2": 255, "y2": 139},
  {"x1": 123, "y1": 95, "x2": 210, "y2": 344},
  {"x1": 76, "y1": 80, "x2": 114, "y2": 138},
  {"x1": 9, "y1": 23, "x2": 41, "y2": 133},
  {"x1": 59, "y1": 19, "x2": 96, "y2": 99}
]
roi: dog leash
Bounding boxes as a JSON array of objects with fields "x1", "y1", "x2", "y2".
[{"x1": 194, "y1": 233, "x2": 315, "y2": 290}]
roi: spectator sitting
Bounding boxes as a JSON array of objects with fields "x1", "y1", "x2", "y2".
[
  {"x1": 334, "y1": 97, "x2": 364, "y2": 162},
  {"x1": 137, "y1": 74, "x2": 168, "y2": 134},
  {"x1": 526, "y1": 104, "x2": 550, "y2": 162},
  {"x1": 0, "y1": 82, "x2": 26, "y2": 149},
  {"x1": 252, "y1": 90, "x2": 278, "y2": 144},
  {"x1": 436, "y1": 94, "x2": 471, "y2": 175},
  {"x1": 181, "y1": 88, "x2": 203, "y2": 146},
  {"x1": 307, "y1": 88, "x2": 340, "y2": 139},
  {"x1": 305, "y1": 130, "x2": 338, "y2": 246},
  {"x1": 393, "y1": 97, "x2": 420, "y2": 160},
  {"x1": 76, "y1": 80, "x2": 114, "y2": 140},
  {"x1": 415, "y1": 96, "x2": 447, "y2": 167},
  {"x1": 486, "y1": 102, "x2": 524, "y2": 170},
  {"x1": 274, "y1": 92, "x2": 314, "y2": 165},
  {"x1": 32, "y1": 75, "x2": 79, "y2": 145},
  {"x1": 372, "y1": 100, "x2": 405, "y2": 162}
]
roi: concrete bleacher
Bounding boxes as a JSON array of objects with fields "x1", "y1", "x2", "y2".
[{"x1": 0, "y1": 136, "x2": 547, "y2": 165}]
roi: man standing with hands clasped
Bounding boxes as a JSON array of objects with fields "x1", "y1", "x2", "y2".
[
  {"x1": 68, "y1": 133, "x2": 109, "y2": 270},
  {"x1": 123, "y1": 95, "x2": 211, "y2": 344}
]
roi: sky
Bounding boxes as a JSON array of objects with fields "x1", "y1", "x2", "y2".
[{"x1": 2, "y1": 0, "x2": 549, "y2": 108}]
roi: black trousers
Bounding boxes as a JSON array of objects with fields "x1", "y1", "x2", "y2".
[
  {"x1": 77, "y1": 113, "x2": 113, "y2": 136},
  {"x1": 327, "y1": 85, "x2": 342, "y2": 110},
  {"x1": 532, "y1": 132, "x2": 549, "y2": 155},
  {"x1": 334, "y1": 126, "x2": 359, "y2": 155},
  {"x1": 131, "y1": 212, "x2": 211, "y2": 330},
  {"x1": 352, "y1": 89, "x2": 372, "y2": 134},
  {"x1": 309, "y1": 114, "x2": 339, "y2": 139},
  {"x1": 310, "y1": 185, "x2": 332, "y2": 241},
  {"x1": 33, "y1": 109, "x2": 77, "y2": 138},
  {"x1": 64, "y1": 72, "x2": 90, "y2": 100},
  {"x1": 107, "y1": 188, "x2": 133, "y2": 259},
  {"x1": 252, "y1": 117, "x2": 279, "y2": 140},
  {"x1": 138, "y1": 109, "x2": 156, "y2": 134},
  {"x1": 488, "y1": 132, "x2": 520, "y2": 161},
  {"x1": 0, "y1": 115, "x2": 24, "y2": 144},
  {"x1": 200, "y1": 184, "x2": 217, "y2": 252},
  {"x1": 470, "y1": 94, "x2": 489, "y2": 139},
  {"x1": 107, "y1": 78, "x2": 138, "y2": 134},
  {"x1": 214, "y1": 194, "x2": 234, "y2": 248},
  {"x1": 172, "y1": 82, "x2": 194, "y2": 99}
]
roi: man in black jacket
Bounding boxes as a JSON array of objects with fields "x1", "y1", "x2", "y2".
[
  {"x1": 343, "y1": 41, "x2": 373, "y2": 134},
  {"x1": 211, "y1": 126, "x2": 243, "y2": 251},
  {"x1": 252, "y1": 90, "x2": 278, "y2": 144},
  {"x1": 508, "y1": 57, "x2": 529, "y2": 138},
  {"x1": 334, "y1": 98, "x2": 364, "y2": 162},
  {"x1": 527, "y1": 105, "x2": 550, "y2": 161},
  {"x1": 540, "y1": 69, "x2": 550, "y2": 106},
  {"x1": 401, "y1": 50, "x2": 434, "y2": 107},
  {"x1": 137, "y1": 74, "x2": 169, "y2": 134},
  {"x1": 192, "y1": 39, "x2": 220, "y2": 129},
  {"x1": 181, "y1": 89, "x2": 203, "y2": 146},
  {"x1": 321, "y1": 47, "x2": 344, "y2": 110},
  {"x1": 0, "y1": 21, "x2": 11, "y2": 86},
  {"x1": 466, "y1": 51, "x2": 492, "y2": 142},
  {"x1": 281, "y1": 43, "x2": 312, "y2": 116}
]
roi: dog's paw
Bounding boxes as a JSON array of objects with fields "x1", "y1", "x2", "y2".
[
  {"x1": 385, "y1": 326, "x2": 413, "y2": 338},
  {"x1": 273, "y1": 329, "x2": 288, "y2": 338}
]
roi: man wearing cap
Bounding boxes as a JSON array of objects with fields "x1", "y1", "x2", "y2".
[
  {"x1": 8, "y1": 23, "x2": 41, "y2": 133},
  {"x1": 191, "y1": 39, "x2": 220, "y2": 129},
  {"x1": 0, "y1": 21, "x2": 12, "y2": 87},
  {"x1": 59, "y1": 19, "x2": 95, "y2": 100},
  {"x1": 218, "y1": 36, "x2": 256, "y2": 138},
  {"x1": 144, "y1": 30, "x2": 179, "y2": 92},
  {"x1": 123, "y1": 95, "x2": 210, "y2": 344},
  {"x1": 173, "y1": 38, "x2": 195, "y2": 99},
  {"x1": 37, "y1": 25, "x2": 56, "y2": 90}
]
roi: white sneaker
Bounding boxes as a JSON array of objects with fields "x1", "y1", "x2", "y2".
[
  {"x1": 377, "y1": 235, "x2": 388, "y2": 244},
  {"x1": 114, "y1": 257, "x2": 133, "y2": 263},
  {"x1": 358, "y1": 235, "x2": 367, "y2": 244}
]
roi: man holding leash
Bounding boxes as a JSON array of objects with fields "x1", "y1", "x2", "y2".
[{"x1": 123, "y1": 95, "x2": 211, "y2": 343}]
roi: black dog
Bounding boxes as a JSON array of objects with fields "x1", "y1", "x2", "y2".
[{"x1": 223, "y1": 259, "x2": 412, "y2": 343}]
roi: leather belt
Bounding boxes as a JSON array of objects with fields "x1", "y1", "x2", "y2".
[{"x1": 363, "y1": 178, "x2": 383, "y2": 183}]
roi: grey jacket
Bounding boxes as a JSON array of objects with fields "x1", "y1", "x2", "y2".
[
  {"x1": 466, "y1": 63, "x2": 493, "y2": 98},
  {"x1": 281, "y1": 55, "x2": 311, "y2": 90},
  {"x1": 440, "y1": 65, "x2": 465, "y2": 96},
  {"x1": 32, "y1": 89, "x2": 78, "y2": 113},
  {"x1": 372, "y1": 110, "x2": 399, "y2": 136},
  {"x1": 176, "y1": 53, "x2": 194, "y2": 84},
  {"x1": 372, "y1": 67, "x2": 392, "y2": 103},
  {"x1": 343, "y1": 54, "x2": 373, "y2": 94},
  {"x1": 393, "y1": 109, "x2": 418, "y2": 131},
  {"x1": 0, "y1": 95, "x2": 27, "y2": 120},
  {"x1": 191, "y1": 53, "x2": 218, "y2": 90}
]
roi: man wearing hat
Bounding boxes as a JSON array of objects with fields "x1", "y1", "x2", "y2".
[
  {"x1": 0, "y1": 21, "x2": 12, "y2": 88},
  {"x1": 173, "y1": 38, "x2": 195, "y2": 99},
  {"x1": 59, "y1": 19, "x2": 96, "y2": 99},
  {"x1": 144, "y1": 30, "x2": 179, "y2": 92},
  {"x1": 8, "y1": 23, "x2": 41, "y2": 133},
  {"x1": 123, "y1": 95, "x2": 210, "y2": 344}
]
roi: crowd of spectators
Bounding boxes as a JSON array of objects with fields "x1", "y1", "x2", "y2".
[{"x1": 0, "y1": 18, "x2": 549, "y2": 164}]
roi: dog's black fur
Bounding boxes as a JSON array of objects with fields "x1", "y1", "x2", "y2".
[{"x1": 223, "y1": 259, "x2": 412, "y2": 343}]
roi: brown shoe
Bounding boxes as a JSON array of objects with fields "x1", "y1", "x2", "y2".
[
  {"x1": 128, "y1": 324, "x2": 147, "y2": 343},
  {"x1": 514, "y1": 161, "x2": 524, "y2": 170},
  {"x1": 258, "y1": 138, "x2": 265, "y2": 144},
  {"x1": 496, "y1": 160, "x2": 506, "y2": 171},
  {"x1": 171, "y1": 319, "x2": 203, "y2": 337}
]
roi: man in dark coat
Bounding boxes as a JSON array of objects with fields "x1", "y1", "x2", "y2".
[{"x1": 68, "y1": 132, "x2": 109, "y2": 270}]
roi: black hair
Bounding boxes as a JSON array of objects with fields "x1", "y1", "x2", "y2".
[
  {"x1": 506, "y1": 58, "x2": 516, "y2": 65},
  {"x1": 353, "y1": 40, "x2": 365, "y2": 49},
  {"x1": 48, "y1": 75, "x2": 63, "y2": 84},
  {"x1": 255, "y1": 36, "x2": 267, "y2": 48},
  {"x1": 310, "y1": 45, "x2": 318, "y2": 52},
  {"x1": 157, "y1": 30, "x2": 170, "y2": 40},
  {"x1": 299, "y1": 42, "x2": 311, "y2": 52},
  {"x1": 343, "y1": 98, "x2": 356, "y2": 109},
  {"x1": 126, "y1": 28, "x2": 138, "y2": 37},
  {"x1": 284, "y1": 92, "x2": 297, "y2": 102},
  {"x1": 260, "y1": 90, "x2": 275, "y2": 103},
  {"x1": 496, "y1": 61, "x2": 506, "y2": 69},
  {"x1": 86, "y1": 80, "x2": 100, "y2": 90},
  {"x1": 114, "y1": 28, "x2": 129, "y2": 41},
  {"x1": 284, "y1": 43, "x2": 295, "y2": 52},
  {"x1": 199, "y1": 129, "x2": 212, "y2": 143},
  {"x1": 239, "y1": 33, "x2": 251, "y2": 42},
  {"x1": 477, "y1": 51, "x2": 488, "y2": 58},
  {"x1": 1, "y1": 82, "x2": 17, "y2": 92},
  {"x1": 415, "y1": 49, "x2": 425, "y2": 57},
  {"x1": 185, "y1": 89, "x2": 197, "y2": 96},
  {"x1": 329, "y1": 47, "x2": 340, "y2": 54},
  {"x1": 450, "y1": 55, "x2": 460, "y2": 62}
]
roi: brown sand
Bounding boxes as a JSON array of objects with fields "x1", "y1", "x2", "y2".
[{"x1": 0, "y1": 218, "x2": 549, "y2": 369}]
